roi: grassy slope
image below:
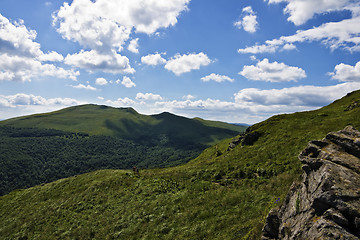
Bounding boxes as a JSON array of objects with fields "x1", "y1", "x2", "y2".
[
  {"x1": 0, "y1": 104, "x2": 246, "y2": 146},
  {"x1": 1, "y1": 91, "x2": 360, "y2": 239}
]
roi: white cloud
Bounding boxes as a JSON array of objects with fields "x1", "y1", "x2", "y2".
[
  {"x1": 234, "y1": 6, "x2": 259, "y2": 33},
  {"x1": 136, "y1": 92, "x2": 163, "y2": 101},
  {"x1": 128, "y1": 38, "x2": 139, "y2": 53},
  {"x1": 0, "y1": 14, "x2": 42, "y2": 58},
  {"x1": 53, "y1": 0, "x2": 190, "y2": 72},
  {"x1": 0, "y1": 53, "x2": 79, "y2": 82},
  {"x1": 155, "y1": 98, "x2": 236, "y2": 111},
  {"x1": 282, "y1": 43, "x2": 297, "y2": 51},
  {"x1": 329, "y1": 61, "x2": 360, "y2": 82},
  {"x1": 71, "y1": 83, "x2": 97, "y2": 91},
  {"x1": 95, "y1": 77, "x2": 108, "y2": 85},
  {"x1": 182, "y1": 94, "x2": 196, "y2": 100},
  {"x1": 234, "y1": 82, "x2": 360, "y2": 108},
  {"x1": 0, "y1": 93, "x2": 84, "y2": 120},
  {"x1": 141, "y1": 53, "x2": 167, "y2": 66},
  {"x1": 0, "y1": 71, "x2": 15, "y2": 81},
  {"x1": 266, "y1": 0, "x2": 358, "y2": 26},
  {"x1": 0, "y1": 93, "x2": 81, "y2": 108},
  {"x1": 239, "y1": 58, "x2": 306, "y2": 82},
  {"x1": 121, "y1": 76, "x2": 136, "y2": 88},
  {"x1": 239, "y1": 3, "x2": 360, "y2": 54},
  {"x1": 106, "y1": 97, "x2": 135, "y2": 107},
  {"x1": 164, "y1": 52, "x2": 212, "y2": 75},
  {"x1": 201, "y1": 73, "x2": 234, "y2": 83},
  {"x1": 0, "y1": 14, "x2": 78, "y2": 82},
  {"x1": 64, "y1": 50, "x2": 135, "y2": 74},
  {"x1": 238, "y1": 44, "x2": 278, "y2": 54},
  {"x1": 37, "y1": 51, "x2": 64, "y2": 62}
]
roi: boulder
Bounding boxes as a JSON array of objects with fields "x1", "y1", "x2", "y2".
[
  {"x1": 227, "y1": 129, "x2": 261, "y2": 151},
  {"x1": 262, "y1": 126, "x2": 360, "y2": 240}
]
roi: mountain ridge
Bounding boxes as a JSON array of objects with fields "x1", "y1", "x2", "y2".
[
  {"x1": 0, "y1": 104, "x2": 247, "y2": 196},
  {"x1": 0, "y1": 104, "x2": 247, "y2": 146}
]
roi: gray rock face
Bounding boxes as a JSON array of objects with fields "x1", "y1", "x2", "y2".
[
  {"x1": 262, "y1": 126, "x2": 360, "y2": 240},
  {"x1": 227, "y1": 129, "x2": 260, "y2": 151}
]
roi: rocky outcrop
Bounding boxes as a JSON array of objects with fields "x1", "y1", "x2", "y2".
[
  {"x1": 227, "y1": 129, "x2": 260, "y2": 150},
  {"x1": 345, "y1": 100, "x2": 360, "y2": 111},
  {"x1": 262, "y1": 126, "x2": 360, "y2": 240}
]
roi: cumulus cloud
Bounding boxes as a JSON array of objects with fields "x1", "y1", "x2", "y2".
[
  {"x1": 95, "y1": 77, "x2": 108, "y2": 85},
  {"x1": 141, "y1": 53, "x2": 167, "y2": 66},
  {"x1": 234, "y1": 82, "x2": 360, "y2": 108},
  {"x1": 64, "y1": 50, "x2": 135, "y2": 74},
  {"x1": 128, "y1": 38, "x2": 139, "y2": 53},
  {"x1": 182, "y1": 94, "x2": 196, "y2": 100},
  {"x1": 136, "y1": 92, "x2": 163, "y2": 101},
  {"x1": 201, "y1": 73, "x2": 234, "y2": 83},
  {"x1": 164, "y1": 52, "x2": 212, "y2": 75},
  {"x1": 266, "y1": 0, "x2": 358, "y2": 26},
  {"x1": 53, "y1": 0, "x2": 190, "y2": 72},
  {"x1": 0, "y1": 14, "x2": 78, "y2": 82},
  {"x1": 239, "y1": 2, "x2": 360, "y2": 53},
  {"x1": 121, "y1": 76, "x2": 136, "y2": 88},
  {"x1": 0, "y1": 93, "x2": 84, "y2": 120},
  {"x1": 0, "y1": 14, "x2": 41, "y2": 58},
  {"x1": 0, "y1": 53, "x2": 79, "y2": 82},
  {"x1": 106, "y1": 97, "x2": 135, "y2": 107},
  {"x1": 329, "y1": 61, "x2": 360, "y2": 82},
  {"x1": 70, "y1": 83, "x2": 97, "y2": 91},
  {"x1": 234, "y1": 6, "x2": 259, "y2": 33},
  {"x1": 37, "y1": 51, "x2": 64, "y2": 62},
  {"x1": 155, "y1": 98, "x2": 235, "y2": 111},
  {"x1": 0, "y1": 93, "x2": 81, "y2": 108},
  {"x1": 239, "y1": 58, "x2": 306, "y2": 82}
]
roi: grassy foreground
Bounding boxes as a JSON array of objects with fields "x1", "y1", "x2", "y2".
[{"x1": 1, "y1": 90, "x2": 360, "y2": 239}]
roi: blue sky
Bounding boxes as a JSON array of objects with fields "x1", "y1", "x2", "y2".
[{"x1": 1, "y1": 0, "x2": 360, "y2": 124}]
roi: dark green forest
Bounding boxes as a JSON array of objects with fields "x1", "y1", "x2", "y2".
[{"x1": 0, "y1": 126, "x2": 205, "y2": 196}]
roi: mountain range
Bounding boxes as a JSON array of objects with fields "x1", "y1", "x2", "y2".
[
  {"x1": 1, "y1": 90, "x2": 360, "y2": 239},
  {"x1": 0, "y1": 105, "x2": 246, "y2": 195}
]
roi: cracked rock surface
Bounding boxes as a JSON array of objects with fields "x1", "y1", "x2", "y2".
[{"x1": 262, "y1": 126, "x2": 360, "y2": 240}]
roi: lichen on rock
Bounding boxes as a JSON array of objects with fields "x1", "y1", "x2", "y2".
[{"x1": 262, "y1": 126, "x2": 360, "y2": 240}]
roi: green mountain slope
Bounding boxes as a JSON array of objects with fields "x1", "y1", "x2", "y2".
[
  {"x1": 1, "y1": 91, "x2": 360, "y2": 239},
  {"x1": 0, "y1": 105, "x2": 246, "y2": 196},
  {"x1": 0, "y1": 104, "x2": 246, "y2": 146}
]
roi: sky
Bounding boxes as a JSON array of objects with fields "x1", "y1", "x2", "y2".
[{"x1": 0, "y1": 0, "x2": 360, "y2": 124}]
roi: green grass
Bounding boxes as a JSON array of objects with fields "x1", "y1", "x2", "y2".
[
  {"x1": 1, "y1": 90, "x2": 360, "y2": 239},
  {"x1": 0, "y1": 169, "x2": 293, "y2": 240}
]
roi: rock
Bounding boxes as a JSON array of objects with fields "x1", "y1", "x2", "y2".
[
  {"x1": 262, "y1": 126, "x2": 360, "y2": 239},
  {"x1": 227, "y1": 129, "x2": 261, "y2": 151},
  {"x1": 345, "y1": 100, "x2": 360, "y2": 111},
  {"x1": 242, "y1": 131, "x2": 260, "y2": 146}
]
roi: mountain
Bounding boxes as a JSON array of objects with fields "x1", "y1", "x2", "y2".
[
  {"x1": 1, "y1": 91, "x2": 360, "y2": 239},
  {"x1": 0, "y1": 104, "x2": 247, "y2": 146},
  {"x1": 0, "y1": 105, "x2": 246, "y2": 196}
]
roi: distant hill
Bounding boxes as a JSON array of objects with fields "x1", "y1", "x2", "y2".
[
  {"x1": 0, "y1": 104, "x2": 246, "y2": 146},
  {"x1": 0, "y1": 105, "x2": 246, "y2": 195},
  {"x1": 1, "y1": 90, "x2": 360, "y2": 239}
]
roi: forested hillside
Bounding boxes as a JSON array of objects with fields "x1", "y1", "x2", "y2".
[{"x1": 0, "y1": 105, "x2": 246, "y2": 195}]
